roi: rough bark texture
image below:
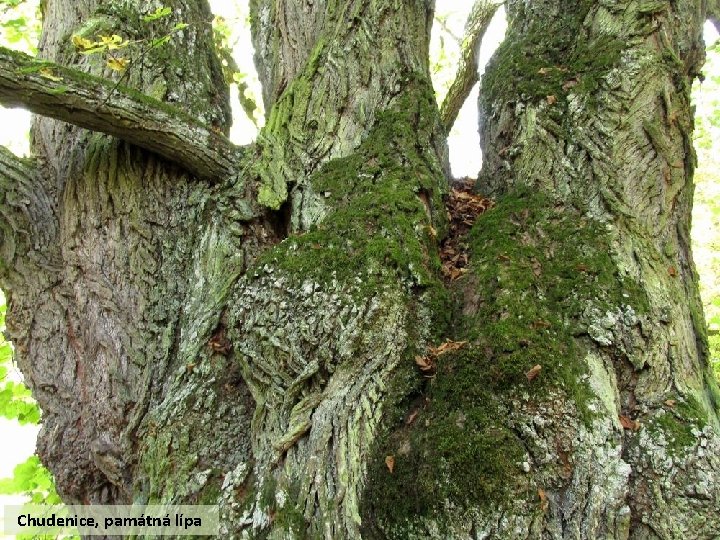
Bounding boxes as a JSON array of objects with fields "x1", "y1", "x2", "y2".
[
  {"x1": 450, "y1": 0, "x2": 719, "y2": 537},
  {"x1": 2, "y1": 0, "x2": 258, "y2": 508},
  {"x1": 0, "y1": 0, "x2": 718, "y2": 538}
]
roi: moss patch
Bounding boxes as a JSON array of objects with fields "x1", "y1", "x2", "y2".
[
  {"x1": 647, "y1": 396, "x2": 708, "y2": 455},
  {"x1": 361, "y1": 188, "x2": 651, "y2": 535},
  {"x1": 251, "y1": 80, "x2": 448, "y2": 305},
  {"x1": 482, "y1": 1, "x2": 624, "y2": 111},
  {"x1": 361, "y1": 348, "x2": 529, "y2": 537},
  {"x1": 462, "y1": 189, "x2": 648, "y2": 412}
]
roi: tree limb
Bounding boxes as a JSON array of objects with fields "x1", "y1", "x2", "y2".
[
  {"x1": 439, "y1": 0, "x2": 503, "y2": 134},
  {"x1": 709, "y1": 0, "x2": 720, "y2": 34},
  {"x1": 0, "y1": 47, "x2": 245, "y2": 181}
]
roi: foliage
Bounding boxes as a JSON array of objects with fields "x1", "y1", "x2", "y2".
[
  {"x1": 0, "y1": 291, "x2": 65, "y2": 530},
  {"x1": 430, "y1": 8, "x2": 466, "y2": 104},
  {"x1": 212, "y1": 12, "x2": 261, "y2": 125},
  {"x1": 0, "y1": 0, "x2": 40, "y2": 54},
  {"x1": 208, "y1": 0, "x2": 264, "y2": 130},
  {"x1": 69, "y1": 5, "x2": 188, "y2": 73},
  {"x1": 692, "y1": 36, "x2": 720, "y2": 379},
  {"x1": 0, "y1": 455, "x2": 75, "y2": 540},
  {"x1": 0, "y1": 456, "x2": 61, "y2": 505},
  {"x1": 0, "y1": 297, "x2": 40, "y2": 425}
]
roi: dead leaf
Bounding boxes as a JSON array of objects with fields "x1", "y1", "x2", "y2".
[
  {"x1": 414, "y1": 355, "x2": 434, "y2": 373},
  {"x1": 39, "y1": 67, "x2": 63, "y2": 81},
  {"x1": 531, "y1": 258, "x2": 542, "y2": 277},
  {"x1": 562, "y1": 78, "x2": 579, "y2": 91},
  {"x1": 668, "y1": 266, "x2": 678, "y2": 277},
  {"x1": 385, "y1": 455, "x2": 395, "y2": 474},
  {"x1": 538, "y1": 488, "x2": 549, "y2": 512},
  {"x1": 406, "y1": 409, "x2": 420, "y2": 425},
  {"x1": 430, "y1": 339, "x2": 467, "y2": 357},
  {"x1": 538, "y1": 67, "x2": 551, "y2": 75},
  {"x1": 526, "y1": 364, "x2": 542, "y2": 381},
  {"x1": 664, "y1": 399, "x2": 676, "y2": 408},
  {"x1": 619, "y1": 415, "x2": 640, "y2": 431},
  {"x1": 107, "y1": 56, "x2": 129, "y2": 71},
  {"x1": 531, "y1": 320, "x2": 551, "y2": 330},
  {"x1": 546, "y1": 95, "x2": 557, "y2": 105},
  {"x1": 440, "y1": 181, "x2": 493, "y2": 282}
]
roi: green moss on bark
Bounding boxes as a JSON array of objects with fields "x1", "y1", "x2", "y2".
[
  {"x1": 361, "y1": 189, "x2": 652, "y2": 535},
  {"x1": 361, "y1": 348, "x2": 530, "y2": 537},
  {"x1": 252, "y1": 81, "x2": 448, "y2": 302},
  {"x1": 482, "y1": 2, "x2": 624, "y2": 109},
  {"x1": 647, "y1": 396, "x2": 708, "y2": 455},
  {"x1": 463, "y1": 189, "x2": 648, "y2": 410}
]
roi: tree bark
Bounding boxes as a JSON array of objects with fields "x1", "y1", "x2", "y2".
[{"x1": 0, "y1": 0, "x2": 718, "y2": 538}]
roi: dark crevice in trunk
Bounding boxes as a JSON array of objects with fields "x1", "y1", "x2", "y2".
[{"x1": 269, "y1": 197, "x2": 293, "y2": 240}]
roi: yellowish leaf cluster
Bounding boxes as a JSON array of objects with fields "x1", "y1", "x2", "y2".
[{"x1": 71, "y1": 34, "x2": 130, "y2": 71}]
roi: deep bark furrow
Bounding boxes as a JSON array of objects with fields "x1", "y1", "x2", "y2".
[
  {"x1": 468, "y1": 0, "x2": 720, "y2": 537},
  {"x1": 0, "y1": 47, "x2": 242, "y2": 181}
]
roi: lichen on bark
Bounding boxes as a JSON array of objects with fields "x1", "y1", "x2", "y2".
[{"x1": 1, "y1": 0, "x2": 719, "y2": 537}]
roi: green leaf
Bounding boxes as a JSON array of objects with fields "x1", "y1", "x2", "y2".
[
  {"x1": 142, "y1": 6, "x2": 172, "y2": 23},
  {"x1": 0, "y1": 379, "x2": 41, "y2": 424},
  {"x1": 150, "y1": 34, "x2": 171, "y2": 48},
  {"x1": 0, "y1": 342, "x2": 12, "y2": 364},
  {"x1": 0, "y1": 455, "x2": 63, "y2": 505}
]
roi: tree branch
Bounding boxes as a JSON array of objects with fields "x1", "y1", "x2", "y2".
[
  {"x1": 709, "y1": 0, "x2": 720, "y2": 34},
  {"x1": 0, "y1": 47, "x2": 245, "y2": 181},
  {"x1": 439, "y1": 0, "x2": 503, "y2": 134}
]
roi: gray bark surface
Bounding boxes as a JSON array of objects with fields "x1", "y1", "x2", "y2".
[{"x1": 0, "y1": 0, "x2": 718, "y2": 538}]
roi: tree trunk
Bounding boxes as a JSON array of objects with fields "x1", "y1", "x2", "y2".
[{"x1": 0, "y1": 0, "x2": 718, "y2": 538}]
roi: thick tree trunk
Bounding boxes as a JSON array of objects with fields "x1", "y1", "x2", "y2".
[{"x1": 0, "y1": 0, "x2": 718, "y2": 538}]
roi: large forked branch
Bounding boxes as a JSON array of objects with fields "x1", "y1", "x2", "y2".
[
  {"x1": 0, "y1": 47, "x2": 244, "y2": 181},
  {"x1": 439, "y1": 0, "x2": 503, "y2": 134}
]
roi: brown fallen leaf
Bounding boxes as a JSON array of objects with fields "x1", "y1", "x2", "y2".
[
  {"x1": 414, "y1": 355, "x2": 434, "y2": 373},
  {"x1": 668, "y1": 266, "x2": 678, "y2": 277},
  {"x1": 385, "y1": 455, "x2": 395, "y2": 474},
  {"x1": 664, "y1": 399, "x2": 676, "y2": 408},
  {"x1": 562, "y1": 78, "x2": 579, "y2": 91},
  {"x1": 546, "y1": 95, "x2": 557, "y2": 105},
  {"x1": 531, "y1": 258, "x2": 542, "y2": 277},
  {"x1": 531, "y1": 320, "x2": 552, "y2": 329},
  {"x1": 538, "y1": 488, "x2": 549, "y2": 512},
  {"x1": 526, "y1": 364, "x2": 542, "y2": 381},
  {"x1": 430, "y1": 339, "x2": 468, "y2": 356},
  {"x1": 406, "y1": 409, "x2": 420, "y2": 425},
  {"x1": 619, "y1": 415, "x2": 640, "y2": 431}
]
